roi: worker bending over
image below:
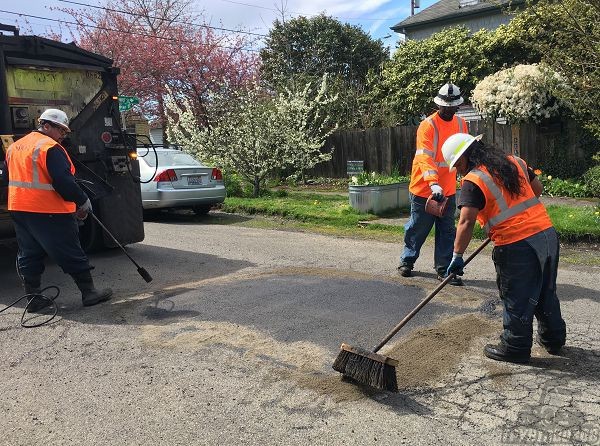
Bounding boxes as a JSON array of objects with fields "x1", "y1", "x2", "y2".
[{"x1": 443, "y1": 133, "x2": 566, "y2": 363}]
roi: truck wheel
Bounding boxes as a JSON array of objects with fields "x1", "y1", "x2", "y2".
[
  {"x1": 79, "y1": 212, "x2": 103, "y2": 252},
  {"x1": 192, "y1": 205, "x2": 211, "y2": 216}
]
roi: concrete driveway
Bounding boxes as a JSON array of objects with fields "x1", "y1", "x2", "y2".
[{"x1": 0, "y1": 213, "x2": 598, "y2": 445}]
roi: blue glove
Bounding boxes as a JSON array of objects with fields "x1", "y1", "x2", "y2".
[
  {"x1": 430, "y1": 183, "x2": 444, "y2": 202},
  {"x1": 446, "y1": 253, "x2": 465, "y2": 277}
]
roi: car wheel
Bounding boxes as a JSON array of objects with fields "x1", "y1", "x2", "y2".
[{"x1": 192, "y1": 205, "x2": 211, "y2": 216}]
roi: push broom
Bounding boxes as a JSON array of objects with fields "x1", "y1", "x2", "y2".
[{"x1": 332, "y1": 238, "x2": 491, "y2": 392}]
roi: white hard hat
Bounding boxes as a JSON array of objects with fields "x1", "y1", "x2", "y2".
[
  {"x1": 434, "y1": 83, "x2": 464, "y2": 107},
  {"x1": 38, "y1": 109, "x2": 71, "y2": 132},
  {"x1": 442, "y1": 133, "x2": 483, "y2": 169}
]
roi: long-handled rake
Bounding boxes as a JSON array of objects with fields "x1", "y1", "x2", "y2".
[{"x1": 332, "y1": 238, "x2": 491, "y2": 392}]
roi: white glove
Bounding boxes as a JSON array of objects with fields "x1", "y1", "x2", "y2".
[
  {"x1": 76, "y1": 198, "x2": 92, "y2": 220},
  {"x1": 430, "y1": 183, "x2": 444, "y2": 202}
]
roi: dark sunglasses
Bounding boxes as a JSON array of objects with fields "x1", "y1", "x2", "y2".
[{"x1": 48, "y1": 122, "x2": 69, "y2": 135}]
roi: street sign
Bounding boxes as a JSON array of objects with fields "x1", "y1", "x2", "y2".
[{"x1": 118, "y1": 96, "x2": 140, "y2": 112}]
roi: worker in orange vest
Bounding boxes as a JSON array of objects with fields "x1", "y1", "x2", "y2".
[
  {"x1": 442, "y1": 133, "x2": 566, "y2": 363},
  {"x1": 398, "y1": 83, "x2": 468, "y2": 285},
  {"x1": 6, "y1": 108, "x2": 112, "y2": 312}
]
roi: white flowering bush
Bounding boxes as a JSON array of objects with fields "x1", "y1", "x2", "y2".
[
  {"x1": 165, "y1": 75, "x2": 337, "y2": 197},
  {"x1": 471, "y1": 64, "x2": 561, "y2": 123}
]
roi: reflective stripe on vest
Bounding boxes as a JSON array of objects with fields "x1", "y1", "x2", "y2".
[
  {"x1": 426, "y1": 117, "x2": 439, "y2": 159},
  {"x1": 513, "y1": 156, "x2": 528, "y2": 177},
  {"x1": 416, "y1": 148, "x2": 434, "y2": 157},
  {"x1": 8, "y1": 139, "x2": 55, "y2": 191},
  {"x1": 425, "y1": 116, "x2": 465, "y2": 168},
  {"x1": 469, "y1": 166, "x2": 541, "y2": 233}
]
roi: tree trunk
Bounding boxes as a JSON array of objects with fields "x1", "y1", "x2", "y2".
[{"x1": 253, "y1": 176, "x2": 260, "y2": 197}]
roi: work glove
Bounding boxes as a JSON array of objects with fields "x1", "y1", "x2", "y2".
[
  {"x1": 76, "y1": 198, "x2": 92, "y2": 220},
  {"x1": 446, "y1": 253, "x2": 465, "y2": 277},
  {"x1": 430, "y1": 183, "x2": 444, "y2": 202}
]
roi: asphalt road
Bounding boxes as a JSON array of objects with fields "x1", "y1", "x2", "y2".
[{"x1": 0, "y1": 212, "x2": 599, "y2": 445}]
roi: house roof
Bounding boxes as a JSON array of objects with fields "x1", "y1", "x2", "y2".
[{"x1": 391, "y1": 0, "x2": 526, "y2": 32}]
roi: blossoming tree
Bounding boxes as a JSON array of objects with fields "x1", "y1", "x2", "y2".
[
  {"x1": 58, "y1": 0, "x2": 259, "y2": 126},
  {"x1": 165, "y1": 76, "x2": 337, "y2": 196}
]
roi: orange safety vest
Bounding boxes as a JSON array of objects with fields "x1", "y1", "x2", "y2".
[
  {"x1": 7, "y1": 132, "x2": 76, "y2": 213},
  {"x1": 409, "y1": 112, "x2": 468, "y2": 198},
  {"x1": 463, "y1": 156, "x2": 553, "y2": 246}
]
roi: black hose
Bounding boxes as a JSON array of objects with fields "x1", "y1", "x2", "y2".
[{"x1": 0, "y1": 286, "x2": 60, "y2": 328}]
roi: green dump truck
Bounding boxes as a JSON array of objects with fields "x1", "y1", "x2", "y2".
[{"x1": 0, "y1": 24, "x2": 144, "y2": 250}]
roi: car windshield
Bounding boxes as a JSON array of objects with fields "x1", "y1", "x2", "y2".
[{"x1": 141, "y1": 151, "x2": 202, "y2": 167}]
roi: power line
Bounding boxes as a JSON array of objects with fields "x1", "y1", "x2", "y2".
[
  {"x1": 0, "y1": 9, "x2": 260, "y2": 52},
  {"x1": 220, "y1": 0, "x2": 406, "y2": 22},
  {"x1": 58, "y1": 0, "x2": 267, "y2": 37}
]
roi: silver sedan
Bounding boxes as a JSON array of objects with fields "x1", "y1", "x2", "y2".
[{"x1": 138, "y1": 148, "x2": 225, "y2": 215}]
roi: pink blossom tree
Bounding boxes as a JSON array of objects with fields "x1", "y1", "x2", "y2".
[{"x1": 56, "y1": 0, "x2": 260, "y2": 127}]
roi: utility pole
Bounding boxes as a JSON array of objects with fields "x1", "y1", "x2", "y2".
[{"x1": 411, "y1": 0, "x2": 421, "y2": 16}]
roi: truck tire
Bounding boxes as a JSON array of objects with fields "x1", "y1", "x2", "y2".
[{"x1": 78, "y1": 211, "x2": 103, "y2": 252}]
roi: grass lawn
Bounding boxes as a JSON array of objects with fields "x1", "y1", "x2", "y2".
[
  {"x1": 222, "y1": 191, "x2": 407, "y2": 242},
  {"x1": 221, "y1": 190, "x2": 600, "y2": 246}
]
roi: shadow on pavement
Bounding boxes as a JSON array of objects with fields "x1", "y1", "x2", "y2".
[
  {"x1": 143, "y1": 209, "x2": 251, "y2": 226},
  {"x1": 527, "y1": 346, "x2": 600, "y2": 381},
  {"x1": 0, "y1": 241, "x2": 255, "y2": 326}
]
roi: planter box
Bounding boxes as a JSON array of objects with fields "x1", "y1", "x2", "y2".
[
  {"x1": 397, "y1": 182, "x2": 409, "y2": 209},
  {"x1": 349, "y1": 182, "x2": 409, "y2": 215}
]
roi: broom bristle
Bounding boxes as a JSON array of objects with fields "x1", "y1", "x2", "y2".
[{"x1": 333, "y1": 347, "x2": 398, "y2": 392}]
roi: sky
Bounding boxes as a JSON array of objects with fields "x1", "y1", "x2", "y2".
[{"x1": 0, "y1": 0, "x2": 439, "y2": 52}]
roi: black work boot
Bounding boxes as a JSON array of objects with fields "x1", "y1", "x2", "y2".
[
  {"x1": 437, "y1": 274, "x2": 464, "y2": 286},
  {"x1": 70, "y1": 270, "x2": 113, "y2": 307},
  {"x1": 23, "y1": 276, "x2": 52, "y2": 312},
  {"x1": 484, "y1": 344, "x2": 530, "y2": 364},
  {"x1": 536, "y1": 334, "x2": 564, "y2": 355},
  {"x1": 398, "y1": 263, "x2": 413, "y2": 277}
]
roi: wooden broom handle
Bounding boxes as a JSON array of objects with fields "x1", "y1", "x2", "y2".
[{"x1": 373, "y1": 238, "x2": 491, "y2": 353}]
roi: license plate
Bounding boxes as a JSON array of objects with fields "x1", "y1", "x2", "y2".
[{"x1": 187, "y1": 176, "x2": 203, "y2": 185}]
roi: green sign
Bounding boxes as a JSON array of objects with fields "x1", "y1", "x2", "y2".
[{"x1": 118, "y1": 95, "x2": 140, "y2": 112}]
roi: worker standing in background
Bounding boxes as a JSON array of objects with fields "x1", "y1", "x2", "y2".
[
  {"x1": 443, "y1": 133, "x2": 566, "y2": 363},
  {"x1": 398, "y1": 83, "x2": 468, "y2": 286},
  {"x1": 6, "y1": 108, "x2": 112, "y2": 311}
]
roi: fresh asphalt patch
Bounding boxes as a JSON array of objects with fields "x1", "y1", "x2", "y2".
[{"x1": 134, "y1": 272, "x2": 471, "y2": 353}]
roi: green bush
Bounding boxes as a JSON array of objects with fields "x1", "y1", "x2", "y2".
[
  {"x1": 582, "y1": 165, "x2": 600, "y2": 198},
  {"x1": 224, "y1": 172, "x2": 246, "y2": 197},
  {"x1": 349, "y1": 171, "x2": 410, "y2": 186},
  {"x1": 537, "y1": 172, "x2": 591, "y2": 198},
  {"x1": 305, "y1": 177, "x2": 349, "y2": 188}
]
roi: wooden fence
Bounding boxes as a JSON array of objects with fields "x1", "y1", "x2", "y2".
[{"x1": 311, "y1": 118, "x2": 594, "y2": 178}]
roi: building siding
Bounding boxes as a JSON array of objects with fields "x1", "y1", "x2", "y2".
[
  {"x1": 149, "y1": 128, "x2": 164, "y2": 147},
  {"x1": 405, "y1": 12, "x2": 512, "y2": 40}
]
